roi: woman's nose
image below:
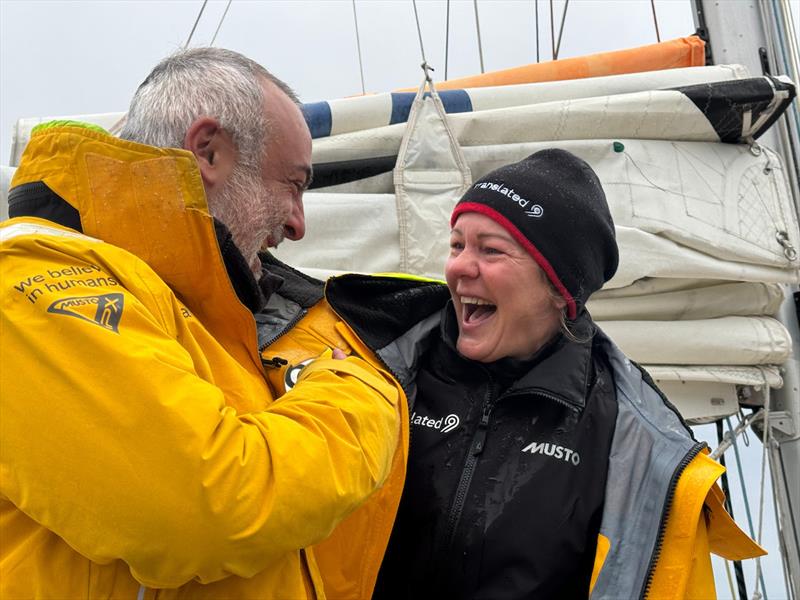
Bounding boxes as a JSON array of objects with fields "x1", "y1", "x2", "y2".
[{"x1": 448, "y1": 248, "x2": 480, "y2": 279}]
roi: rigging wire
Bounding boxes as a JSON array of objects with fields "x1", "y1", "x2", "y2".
[
  {"x1": 725, "y1": 416, "x2": 769, "y2": 599},
  {"x1": 473, "y1": 0, "x2": 485, "y2": 74},
  {"x1": 715, "y1": 420, "x2": 748, "y2": 600},
  {"x1": 723, "y1": 560, "x2": 737, "y2": 600},
  {"x1": 412, "y1": 0, "x2": 429, "y2": 66},
  {"x1": 351, "y1": 0, "x2": 366, "y2": 95},
  {"x1": 113, "y1": 0, "x2": 210, "y2": 136},
  {"x1": 549, "y1": 0, "x2": 555, "y2": 60},
  {"x1": 210, "y1": 0, "x2": 233, "y2": 47},
  {"x1": 534, "y1": 0, "x2": 540, "y2": 63},
  {"x1": 752, "y1": 396, "x2": 771, "y2": 600},
  {"x1": 445, "y1": 0, "x2": 450, "y2": 80},
  {"x1": 411, "y1": 0, "x2": 434, "y2": 83},
  {"x1": 650, "y1": 0, "x2": 661, "y2": 43},
  {"x1": 769, "y1": 449, "x2": 797, "y2": 600},
  {"x1": 184, "y1": 0, "x2": 209, "y2": 48},
  {"x1": 554, "y1": 0, "x2": 569, "y2": 60}
]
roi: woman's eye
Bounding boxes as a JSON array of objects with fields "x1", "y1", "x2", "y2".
[
  {"x1": 450, "y1": 241, "x2": 464, "y2": 251},
  {"x1": 484, "y1": 246, "x2": 501, "y2": 255}
]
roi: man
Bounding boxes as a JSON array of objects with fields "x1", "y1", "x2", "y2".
[{"x1": 0, "y1": 48, "x2": 404, "y2": 599}]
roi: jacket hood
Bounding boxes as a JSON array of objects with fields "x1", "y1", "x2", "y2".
[{"x1": 9, "y1": 123, "x2": 263, "y2": 373}]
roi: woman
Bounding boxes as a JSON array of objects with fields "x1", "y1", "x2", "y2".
[{"x1": 372, "y1": 149, "x2": 761, "y2": 599}]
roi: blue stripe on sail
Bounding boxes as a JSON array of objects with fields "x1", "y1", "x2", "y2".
[
  {"x1": 389, "y1": 93, "x2": 415, "y2": 125},
  {"x1": 301, "y1": 101, "x2": 332, "y2": 139},
  {"x1": 441, "y1": 90, "x2": 473, "y2": 115},
  {"x1": 389, "y1": 90, "x2": 473, "y2": 125}
]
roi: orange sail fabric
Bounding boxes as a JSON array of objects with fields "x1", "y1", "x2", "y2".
[{"x1": 398, "y1": 36, "x2": 705, "y2": 91}]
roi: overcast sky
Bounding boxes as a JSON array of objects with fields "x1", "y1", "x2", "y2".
[
  {"x1": 0, "y1": 1, "x2": 796, "y2": 597},
  {"x1": 0, "y1": 0, "x2": 700, "y2": 166}
]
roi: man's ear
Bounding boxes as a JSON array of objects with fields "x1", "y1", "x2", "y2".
[{"x1": 183, "y1": 117, "x2": 237, "y2": 193}]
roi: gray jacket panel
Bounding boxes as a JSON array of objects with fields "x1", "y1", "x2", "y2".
[{"x1": 591, "y1": 330, "x2": 702, "y2": 600}]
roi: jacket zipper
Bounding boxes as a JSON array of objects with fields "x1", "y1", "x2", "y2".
[
  {"x1": 441, "y1": 377, "x2": 497, "y2": 551},
  {"x1": 638, "y1": 441, "x2": 706, "y2": 600},
  {"x1": 505, "y1": 387, "x2": 579, "y2": 412},
  {"x1": 258, "y1": 308, "x2": 307, "y2": 367}
]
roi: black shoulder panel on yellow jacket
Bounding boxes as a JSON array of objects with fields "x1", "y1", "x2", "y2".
[
  {"x1": 8, "y1": 181, "x2": 82, "y2": 232},
  {"x1": 326, "y1": 274, "x2": 450, "y2": 351}
]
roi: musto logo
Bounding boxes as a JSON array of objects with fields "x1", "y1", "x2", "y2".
[
  {"x1": 47, "y1": 293, "x2": 125, "y2": 333},
  {"x1": 522, "y1": 441, "x2": 580, "y2": 466},
  {"x1": 411, "y1": 411, "x2": 460, "y2": 434}
]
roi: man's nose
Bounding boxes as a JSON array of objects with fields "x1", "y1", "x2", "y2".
[{"x1": 283, "y1": 198, "x2": 306, "y2": 241}]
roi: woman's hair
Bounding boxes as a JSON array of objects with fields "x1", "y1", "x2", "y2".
[
  {"x1": 543, "y1": 275, "x2": 594, "y2": 344},
  {"x1": 119, "y1": 47, "x2": 298, "y2": 172}
]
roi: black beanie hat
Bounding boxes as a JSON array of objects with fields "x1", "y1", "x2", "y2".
[{"x1": 451, "y1": 148, "x2": 619, "y2": 319}]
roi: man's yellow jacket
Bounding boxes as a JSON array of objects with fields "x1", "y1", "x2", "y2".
[{"x1": 0, "y1": 124, "x2": 404, "y2": 599}]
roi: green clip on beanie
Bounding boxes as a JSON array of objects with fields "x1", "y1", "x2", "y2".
[{"x1": 451, "y1": 148, "x2": 619, "y2": 320}]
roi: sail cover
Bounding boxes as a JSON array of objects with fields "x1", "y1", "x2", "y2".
[
  {"x1": 3, "y1": 63, "x2": 798, "y2": 423},
  {"x1": 273, "y1": 65, "x2": 799, "y2": 423}
]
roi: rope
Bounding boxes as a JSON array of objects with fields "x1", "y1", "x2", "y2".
[
  {"x1": 549, "y1": 0, "x2": 555, "y2": 60},
  {"x1": 554, "y1": 0, "x2": 569, "y2": 60},
  {"x1": 445, "y1": 0, "x2": 451, "y2": 80},
  {"x1": 724, "y1": 559, "x2": 738, "y2": 600},
  {"x1": 534, "y1": 0, "x2": 540, "y2": 63},
  {"x1": 710, "y1": 409, "x2": 764, "y2": 460},
  {"x1": 769, "y1": 453, "x2": 795, "y2": 600},
  {"x1": 751, "y1": 391, "x2": 771, "y2": 600},
  {"x1": 650, "y1": 0, "x2": 661, "y2": 42},
  {"x1": 726, "y1": 417, "x2": 769, "y2": 598},
  {"x1": 716, "y1": 420, "x2": 748, "y2": 600},
  {"x1": 351, "y1": 0, "x2": 366, "y2": 95},
  {"x1": 184, "y1": 0, "x2": 209, "y2": 48},
  {"x1": 473, "y1": 0, "x2": 485, "y2": 74},
  {"x1": 210, "y1": 0, "x2": 233, "y2": 46},
  {"x1": 412, "y1": 0, "x2": 428, "y2": 65}
]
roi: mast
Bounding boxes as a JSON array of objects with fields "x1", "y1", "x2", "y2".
[{"x1": 692, "y1": 1, "x2": 800, "y2": 595}]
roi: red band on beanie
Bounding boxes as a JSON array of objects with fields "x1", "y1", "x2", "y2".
[{"x1": 452, "y1": 202, "x2": 577, "y2": 319}]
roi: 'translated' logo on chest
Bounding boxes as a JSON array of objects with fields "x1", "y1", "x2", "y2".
[
  {"x1": 521, "y1": 441, "x2": 581, "y2": 466},
  {"x1": 411, "y1": 411, "x2": 460, "y2": 434}
]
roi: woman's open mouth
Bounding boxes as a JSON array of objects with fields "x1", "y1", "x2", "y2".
[{"x1": 461, "y1": 296, "x2": 497, "y2": 324}]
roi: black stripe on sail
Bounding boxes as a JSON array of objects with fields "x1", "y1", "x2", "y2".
[
  {"x1": 672, "y1": 76, "x2": 796, "y2": 143},
  {"x1": 309, "y1": 155, "x2": 398, "y2": 189}
]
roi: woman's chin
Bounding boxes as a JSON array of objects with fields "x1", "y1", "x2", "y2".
[{"x1": 456, "y1": 338, "x2": 494, "y2": 363}]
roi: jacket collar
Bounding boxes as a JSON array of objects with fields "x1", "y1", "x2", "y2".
[
  {"x1": 9, "y1": 124, "x2": 264, "y2": 375},
  {"x1": 439, "y1": 302, "x2": 595, "y2": 410}
]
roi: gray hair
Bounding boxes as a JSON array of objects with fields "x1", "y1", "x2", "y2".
[{"x1": 119, "y1": 47, "x2": 299, "y2": 170}]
